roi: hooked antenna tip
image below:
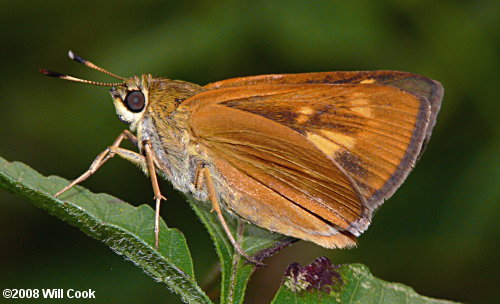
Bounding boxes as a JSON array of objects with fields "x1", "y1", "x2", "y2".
[
  {"x1": 68, "y1": 50, "x2": 86, "y2": 64},
  {"x1": 39, "y1": 69, "x2": 65, "y2": 78}
]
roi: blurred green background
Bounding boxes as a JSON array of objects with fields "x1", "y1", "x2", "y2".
[{"x1": 0, "y1": 1, "x2": 498, "y2": 303}]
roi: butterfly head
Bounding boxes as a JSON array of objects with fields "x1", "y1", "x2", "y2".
[{"x1": 109, "y1": 74, "x2": 151, "y2": 128}]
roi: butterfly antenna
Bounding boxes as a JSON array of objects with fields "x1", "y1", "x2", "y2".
[
  {"x1": 68, "y1": 50, "x2": 127, "y2": 81},
  {"x1": 39, "y1": 69, "x2": 125, "y2": 87}
]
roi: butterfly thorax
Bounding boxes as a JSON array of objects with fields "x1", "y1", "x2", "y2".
[{"x1": 135, "y1": 77, "x2": 209, "y2": 199}]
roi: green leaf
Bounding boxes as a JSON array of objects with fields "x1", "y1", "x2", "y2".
[
  {"x1": 188, "y1": 197, "x2": 292, "y2": 304},
  {"x1": 0, "y1": 156, "x2": 211, "y2": 304},
  {"x1": 0, "y1": 155, "x2": 460, "y2": 304},
  {"x1": 272, "y1": 259, "x2": 460, "y2": 304}
]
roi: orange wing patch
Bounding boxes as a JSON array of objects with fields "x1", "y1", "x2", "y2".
[
  {"x1": 185, "y1": 99, "x2": 368, "y2": 246},
  {"x1": 205, "y1": 70, "x2": 443, "y2": 151},
  {"x1": 216, "y1": 84, "x2": 430, "y2": 208}
]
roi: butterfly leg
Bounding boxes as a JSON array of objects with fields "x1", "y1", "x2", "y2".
[
  {"x1": 55, "y1": 130, "x2": 139, "y2": 197},
  {"x1": 107, "y1": 147, "x2": 147, "y2": 174},
  {"x1": 199, "y1": 165, "x2": 265, "y2": 266},
  {"x1": 194, "y1": 166, "x2": 213, "y2": 212},
  {"x1": 142, "y1": 140, "x2": 167, "y2": 250}
]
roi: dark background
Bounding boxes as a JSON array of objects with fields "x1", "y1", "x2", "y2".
[{"x1": 0, "y1": 1, "x2": 498, "y2": 303}]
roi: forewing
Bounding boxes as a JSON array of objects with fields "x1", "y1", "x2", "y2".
[
  {"x1": 183, "y1": 81, "x2": 432, "y2": 233},
  {"x1": 205, "y1": 70, "x2": 443, "y2": 149}
]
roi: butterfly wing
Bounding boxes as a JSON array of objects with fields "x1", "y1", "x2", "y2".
[
  {"x1": 206, "y1": 70, "x2": 443, "y2": 150},
  {"x1": 182, "y1": 72, "x2": 441, "y2": 248}
]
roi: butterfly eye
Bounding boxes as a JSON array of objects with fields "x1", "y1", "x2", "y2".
[{"x1": 124, "y1": 91, "x2": 145, "y2": 112}]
